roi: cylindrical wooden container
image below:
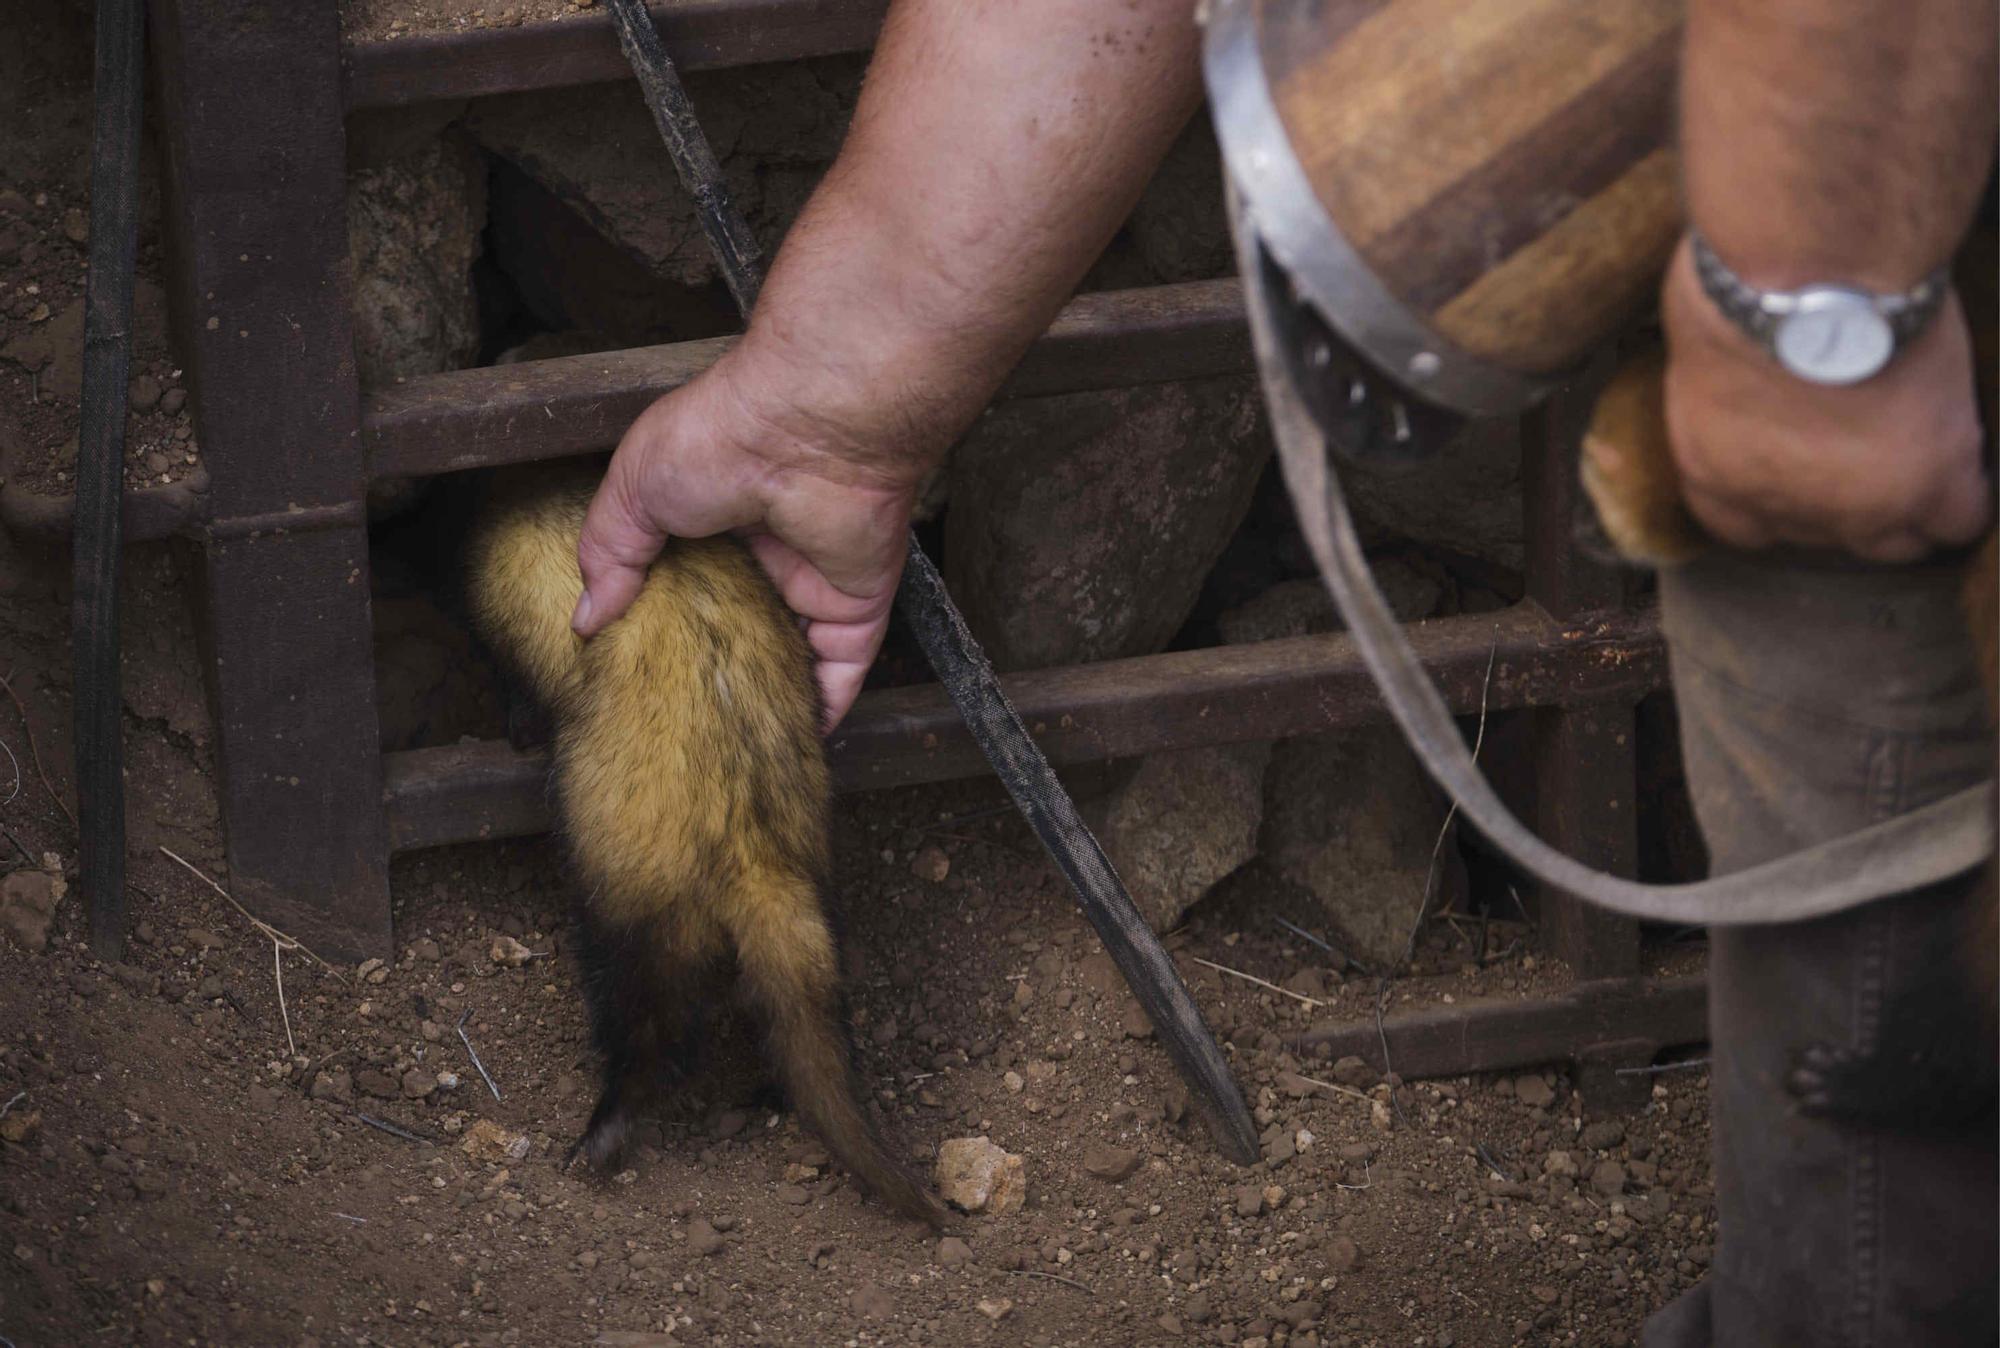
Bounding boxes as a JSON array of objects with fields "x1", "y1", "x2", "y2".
[{"x1": 1206, "y1": 0, "x2": 1685, "y2": 415}]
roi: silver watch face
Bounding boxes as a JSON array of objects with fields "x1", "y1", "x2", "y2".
[{"x1": 1771, "y1": 288, "x2": 1894, "y2": 385}]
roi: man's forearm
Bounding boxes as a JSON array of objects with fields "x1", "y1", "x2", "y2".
[
  {"x1": 734, "y1": 0, "x2": 1204, "y2": 481},
  {"x1": 1682, "y1": 0, "x2": 1996, "y2": 288}
]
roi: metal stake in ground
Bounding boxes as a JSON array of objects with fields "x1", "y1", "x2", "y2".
[
  {"x1": 604, "y1": 0, "x2": 1258, "y2": 1165},
  {"x1": 73, "y1": 0, "x2": 146, "y2": 960}
]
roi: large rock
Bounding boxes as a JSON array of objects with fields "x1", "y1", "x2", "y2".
[
  {"x1": 1096, "y1": 742, "x2": 1270, "y2": 935},
  {"x1": 346, "y1": 106, "x2": 487, "y2": 388},
  {"x1": 945, "y1": 376, "x2": 1269, "y2": 672},
  {"x1": 1, "y1": 869, "x2": 63, "y2": 953},
  {"x1": 1223, "y1": 563, "x2": 1463, "y2": 970},
  {"x1": 935, "y1": 1136, "x2": 1026, "y2": 1216},
  {"x1": 463, "y1": 59, "x2": 863, "y2": 297},
  {"x1": 1341, "y1": 416, "x2": 1524, "y2": 572}
]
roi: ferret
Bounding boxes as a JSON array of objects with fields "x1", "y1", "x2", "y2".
[{"x1": 466, "y1": 461, "x2": 943, "y2": 1225}]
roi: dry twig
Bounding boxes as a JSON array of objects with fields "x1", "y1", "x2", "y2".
[
  {"x1": 160, "y1": 844, "x2": 341, "y2": 1058},
  {"x1": 0, "y1": 670, "x2": 74, "y2": 829},
  {"x1": 456, "y1": 1008, "x2": 503, "y2": 1102},
  {"x1": 0, "y1": 732, "x2": 20, "y2": 807},
  {"x1": 1377, "y1": 642, "x2": 1498, "y2": 1127},
  {"x1": 355, "y1": 1112, "x2": 431, "y2": 1144},
  {"x1": 1008, "y1": 1269, "x2": 1093, "y2": 1294},
  {"x1": 1188, "y1": 956, "x2": 1325, "y2": 1009},
  {"x1": 1286, "y1": 1073, "x2": 1374, "y2": 1103}
]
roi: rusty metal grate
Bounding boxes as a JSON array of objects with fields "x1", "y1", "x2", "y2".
[{"x1": 138, "y1": 0, "x2": 1688, "y2": 1086}]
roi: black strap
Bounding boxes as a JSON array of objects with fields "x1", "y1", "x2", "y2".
[
  {"x1": 74, "y1": 0, "x2": 146, "y2": 960},
  {"x1": 606, "y1": 0, "x2": 1259, "y2": 1164}
]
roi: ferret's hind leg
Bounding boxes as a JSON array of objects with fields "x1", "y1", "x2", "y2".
[{"x1": 568, "y1": 906, "x2": 722, "y2": 1172}]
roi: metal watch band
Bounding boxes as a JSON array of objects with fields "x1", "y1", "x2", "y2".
[{"x1": 1689, "y1": 229, "x2": 1950, "y2": 348}]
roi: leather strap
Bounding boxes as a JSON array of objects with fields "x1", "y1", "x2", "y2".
[{"x1": 1232, "y1": 194, "x2": 1996, "y2": 927}]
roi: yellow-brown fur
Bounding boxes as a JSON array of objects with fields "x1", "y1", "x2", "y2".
[{"x1": 467, "y1": 462, "x2": 941, "y2": 1224}]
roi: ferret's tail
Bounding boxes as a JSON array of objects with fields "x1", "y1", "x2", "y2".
[{"x1": 725, "y1": 870, "x2": 945, "y2": 1227}]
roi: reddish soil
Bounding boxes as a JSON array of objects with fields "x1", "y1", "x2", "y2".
[{"x1": 0, "y1": 522, "x2": 1715, "y2": 1348}]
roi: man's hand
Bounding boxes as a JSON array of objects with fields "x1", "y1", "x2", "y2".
[
  {"x1": 1662, "y1": 239, "x2": 1992, "y2": 562},
  {"x1": 572, "y1": 349, "x2": 928, "y2": 730},
  {"x1": 567, "y1": 0, "x2": 1202, "y2": 730}
]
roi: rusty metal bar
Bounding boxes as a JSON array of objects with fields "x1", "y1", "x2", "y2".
[
  {"x1": 155, "y1": 0, "x2": 394, "y2": 962},
  {"x1": 360, "y1": 278, "x2": 1251, "y2": 481},
  {"x1": 383, "y1": 601, "x2": 1665, "y2": 853},
  {"x1": 342, "y1": 0, "x2": 890, "y2": 110},
  {"x1": 1523, "y1": 375, "x2": 1644, "y2": 980},
  {"x1": 1295, "y1": 976, "x2": 1706, "y2": 1082}
]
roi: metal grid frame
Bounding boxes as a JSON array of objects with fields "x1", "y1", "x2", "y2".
[{"x1": 139, "y1": 0, "x2": 1687, "y2": 1085}]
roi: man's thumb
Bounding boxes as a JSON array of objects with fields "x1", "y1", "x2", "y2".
[{"x1": 573, "y1": 471, "x2": 665, "y2": 637}]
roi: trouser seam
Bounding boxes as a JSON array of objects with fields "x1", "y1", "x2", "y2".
[{"x1": 1843, "y1": 729, "x2": 1909, "y2": 1347}]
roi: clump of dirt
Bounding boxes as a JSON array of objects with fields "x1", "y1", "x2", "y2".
[{"x1": 342, "y1": 0, "x2": 615, "y2": 42}]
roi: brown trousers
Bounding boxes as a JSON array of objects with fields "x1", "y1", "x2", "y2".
[{"x1": 1644, "y1": 551, "x2": 1997, "y2": 1348}]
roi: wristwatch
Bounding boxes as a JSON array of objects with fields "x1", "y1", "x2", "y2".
[{"x1": 1689, "y1": 229, "x2": 1950, "y2": 386}]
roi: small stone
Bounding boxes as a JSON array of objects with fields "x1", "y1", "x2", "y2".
[
  {"x1": 975, "y1": 1298, "x2": 1014, "y2": 1322},
  {"x1": 61, "y1": 208, "x2": 87, "y2": 244},
  {"x1": 1328, "y1": 1235, "x2": 1361, "y2": 1272},
  {"x1": 401, "y1": 1070, "x2": 437, "y2": 1099},
  {"x1": 774, "y1": 1184, "x2": 809, "y2": 1206},
  {"x1": 1369, "y1": 1099, "x2": 1393, "y2": 1133},
  {"x1": 133, "y1": 1172, "x2": 167, "y2": 1199},
  {"x1": 849, "y1": 1285, "x2": 895, "y2": 1319},
  {"x1": 712, "y1": 1109, "x2": 747, "y2": 1140},
  {"x1": 909, "y1": 846, "x2": 950, "y2": 883},
  {"x1": 1121, "y1": 1005, "x2": 1154, "y2": 1039},
  {"x1": 159, "y1": 387, "x2": 187, "y2": 415},
  {"x1": 934, "y1": 1136, "x2": 1027, "y2": 1215},
  {"x1": 310, "y1": 1070, "x2": 352, "y2": 1102},
  {"x1": 686, "y1": 1219, "x2": 725, "y2": 1256},
  {"x1": 1330, "y1": 1055, "x2": 1375, "y2": 1088},
  {"x1": 0, "y1": 1109, "x2": 41, "y2": 1144},
  {"x1": 355, "y1": 1069, "x2": 401, "y2": 1100},
  {"x1": 356, "y1": 957, "x2": 387, "y2": 983},
  {"x1": 128, "y1": 375, "x2": 162, "y2": 412},
  {"x1": 1590, "y1": 1160, "x2": 1628, "y2": 1198},
  {"x1": 489, "y1": 935, "x2": 534, "y2": 967},
  {"x1": 1514, "y1": 1075, "x2": 1555, "y2": 1109},
  {"x1": 1234, "y1": 1186, "x2": 1265, "y2": 1218},
  {"x1": 144, "y1": 451, "x2": 171, "y2": 476},
  {"x1": 1543, "y1": 1150, "x2": 1579, "y2": 1178},
  {"x1": 1082, "y1": 1142, "x2": 1142, "y2": 1183},
  {"x1": 1, "y1": 871, "x2": 62, "y2": 953},
  {"x1": 184, "y1": 927, "x2": 223, "y2": 949},
  {"x1": 1184, "y1": 1292, "x2": 1214, "y2": 1323},
  {"x1": 936, "y1": 1236, "x2": 973, "y2": 1268},
  {"x1": 1580, "y1": 1120, "x2": 1626, "y2": 1151},
  {"x1": 420, "y1": 1019, "x2": 443, "y2": 1043},
  {"x1": 460, "y1": 1118, "x2": 532, "y2": 1163},
  {"x1": 1276, "y1": 1071, "x2": 1320, "y2": 1100},
  {"x1": 1003, "y1": 1070, "x2": 1024, "y2": 1094},
  {"x1": 1337, "y1": 1141, "x2": 1374, "y2": 1163}
]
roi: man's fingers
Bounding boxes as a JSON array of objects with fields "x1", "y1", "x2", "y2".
[
  {"x1": 809, "y1": 619, "x2": 892, "y2": 730},
  {"x1": 573, "y1": 459, "x2": 667, "y2": 636}
]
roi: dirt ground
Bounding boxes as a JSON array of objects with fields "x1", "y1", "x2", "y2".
[
  {"x1": 1, "y1": 5, "x2": 1718, "y2": 1344},
  {"x1": 0, "y1": 525, "x2": 1717, "y2": 1348}
]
